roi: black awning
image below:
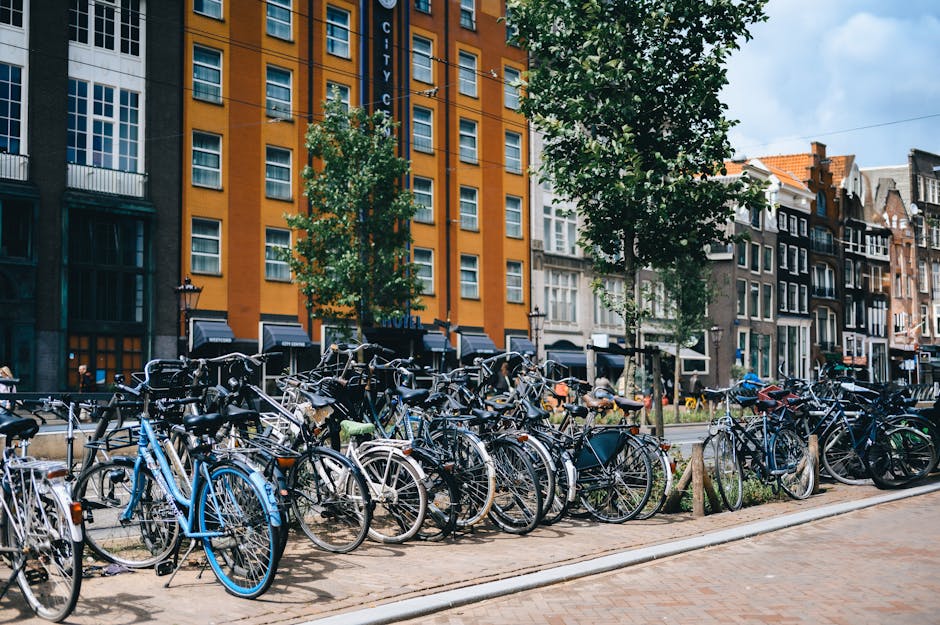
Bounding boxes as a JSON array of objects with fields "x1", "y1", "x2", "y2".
[
  {"x1": 191, "y1": 320, "x2": 235, "y2": 352},
  {"x1": 423, "y1": 333, "x2": 455, "y2": 353},
  {"x1": 596, "y1": 352, "x2": 626, "y2": 372},
  {"x1": 546, "y1": 350, "x2": 587, "y2": 369},
  {"x1": 507, "y1": 336, "x2": 536, "y2": 355},
  {"x1": 461, "y1": 333, "x2": 498, "y2": 358},
  {"x1": 261, "y1": 323, "x2": 313, "y2": 352}
]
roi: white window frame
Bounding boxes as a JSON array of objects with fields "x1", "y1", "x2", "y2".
[
  {"x1": 546, "y1": 270, "x2": 578, "y2": 323},
  {"x1": 459, "y1": 186, "x2": 478, "y2": 231},
  {"x1": 0, "y1": 62, "x2": 23, "y2": 156},
  {"x1": 326, "y1": 6, "x2": 350, "y2": 59},
  {"x1": 413, "y1": 176, "x2": 433, "y2": 223},
  {"x1": 506, "y1": 260, "x2": 523, "y2": 303},
  {"x1": 413, "y1": 106, "x2": 433, "y2": 153},
  {"x1": 264, "y1": 227, "x2": 291, "y2": 281},
  {"x1": 505, "y1": 195, "x2": 522, "y2": 238},
  {"x1": 194, "y1": 0, "x2": 223, "y2": 19},
  {"x1": 193, "y1": 45, "x2": 223, "y2": 104},
  {"x1": 265, "y1": 145, "x2": 292, "y2": 200},
  {"x1": 192, "y1": 130, "x2": 222, "y2": 189},
  {"x1": 458, "y1": 50, "x2": 477, "y2": 97},
  {"x1": 505, "y1": 131, "x2": 522, "y2": 174},
  {"x1": 458, "y1": 118, "x2": 477, "y2": 163},
  {"x1": 192, "y1": 217, "x2": 221, "y2": 275},
  {"x1": 412, "y1": 36, "x2": 433, "y2": 84},
  {"x1": 266, "y1": 0, "x2": 292, "y2": 40},
  {"x1": 326, "y1": 81, "x2": 350, "y2": 112},
  {"x1": 266, "y1": 65, "x2": 292, "y2": 119},
  {"x1": 736, "y1": 278, "x2": 747, "y2": 317},
  {"x1": 459, "y1": 0, "x2": 475, "y2": 29},
  {"x1": 504, "y1": 66, "x2": 520, "y2": 110},
  {"x1": 460, "y1": 254, "x2": 479, "y2": 299},
  {"x1": 543, "y1": 205, "x2": 577, "y2": 256},
  {"x1": 414, "y1": 247, "x2": 434, "y2": 295},
  {"x1": 762, "y1": 283, "x2": 773, "y2": 321}
]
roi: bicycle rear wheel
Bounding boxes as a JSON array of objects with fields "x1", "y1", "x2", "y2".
[
  {"x1": 867, "y1": 425, "x2": 936, "y2": 489},
  {"x1": 633, "y1": 438, "x2": 672, "y2": 520},
  {"x1": 359, "y1": 447, "x2": 427, "y2": 544},
  {"x1": 415, "y1": 454, "x2": 459, "y2": 542},
  {"x1": 772, "y1": 427, "x2": 815, "y2": 500},
  {"x1": 430, "y1": 426, "x2": 495, "y2": 528},
  {"x1": 710, "y1": 431, "x2": 743, "y2": 511},
  {"x1": 5, "y1": 479, "x2": 82, "y2": 622},
  {"x1": 72, "y1": 459, "x2": 180, "y2": 568},
  {"x1": 488, "y1": 439, "x2": 542, "y2": 534},
  {"x1": 197, "y1": 462, "x2": 279, "y2": 599},
  {"x1": 821, "y1": 423, "x2": 869, "y2": 485},
  {"x1": 579, "y1": 436, "x2": 652, "y2": 523}
]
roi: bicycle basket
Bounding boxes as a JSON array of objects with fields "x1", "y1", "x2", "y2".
[{"x1": 575, "y1": 429, "x2": 623, "y2": 471}]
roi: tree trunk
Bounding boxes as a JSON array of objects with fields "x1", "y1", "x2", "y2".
[
  {"x1": 622, "y1": 231, "x2": 638, "y2": 399},
  {"x1": 673, "y1": 344, "x2": 682, "y2": 423}
]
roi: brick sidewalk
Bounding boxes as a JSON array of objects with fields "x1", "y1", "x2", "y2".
[{"x1": 1, "y1": 478, "x2": 925, "y2": 625}]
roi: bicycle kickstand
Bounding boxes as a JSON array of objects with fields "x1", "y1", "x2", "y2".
[
  {"x1": 160, "y1": 540, "x2": 200, "y2": 589},
  {"x1": 0, "y1": 556, "x2": 27, "y2": 600}
]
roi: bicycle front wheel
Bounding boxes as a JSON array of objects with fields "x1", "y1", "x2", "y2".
[
  {"x1": 488, "y1": 439, "x2": 542, "y2": 534},
  {"x1": 72, "y1": 460, "x2": 180, "y2": 568},
  {"x1": 290, "y1": 447, "x2": 371, "y2": 554},
  {"x1": 430, "y1": 426, "x2": 495, "y2": 528},
  {"x1": 197, "y1": 463, "x2": 279, "y2": 599},
  {"x1": 821, "y1": 424, "x2": 869, "y2": 485},
  {"x1": 867, "y1": 425, "x2": 937, "y2": 489},
  {"x1": 6, "y1": 481, "x2": 82, "y2": 622},
  {"x1": 772, "y1": 427, "x2": 815, "y2": 500},
  {"x1": 711, "y1": 431, "x2": 743, "y2": 511},
  {"x1": 359, "y1": 447, "x2": 427, "y2": 544},
  {"x1": 579, "y1": 437, "x2": 652, "y2": 523}
]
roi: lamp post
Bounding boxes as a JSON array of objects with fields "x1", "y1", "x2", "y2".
[
  {"x1": 174, "y1": 276, "x2": 203, "y2": 357},
  {"x1": 710, "y1": 325, "x2": 724, "y2": 387},
  {"x1": 527, "y1": 306, "x2": 546, "y2": 364}
]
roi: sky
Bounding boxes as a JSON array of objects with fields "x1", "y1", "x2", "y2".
[{"x1": 721, "y1": 0, "x2": 940, "y2": 169}]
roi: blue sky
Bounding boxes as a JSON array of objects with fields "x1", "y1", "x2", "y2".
[{"x1": 722, "y1": 0, "x2": 940, "y2": 168}]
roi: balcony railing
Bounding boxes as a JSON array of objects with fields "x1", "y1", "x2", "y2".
[
  {"x1": 0, "y1": 152, "x2": 29, "y2": 181},
  {"x1": 812, "y1": 286, "x2": 836, "y2": 299},
  {"x1": 67, "y1": 163, "x2": 148, "y2": 198},
  {"x1": 810, "y1": 237, "x2": 836, "y2": 255}
]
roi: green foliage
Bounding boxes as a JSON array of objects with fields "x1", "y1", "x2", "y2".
[{"x1": 283, "y1": 97, "x2": 423, "y2": 336}]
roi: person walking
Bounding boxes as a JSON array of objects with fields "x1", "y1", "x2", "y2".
[
  {"x1": 78, "y1": 363, "x2": 96, "y2": 393},
  {"x1": 0, "y1": 365, "x2": 16, "y2": 411}
]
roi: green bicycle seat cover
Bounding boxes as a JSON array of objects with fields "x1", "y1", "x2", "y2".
[{"x1": 340, "y1": 420, "x2": 375, "y2": 436}]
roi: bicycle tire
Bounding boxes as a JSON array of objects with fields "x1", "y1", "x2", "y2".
[
  {"x1": 867, "y1": 425, "x2": 936, "y2": 489},
  {"x1": 487, "y1": 439, "x2": 542, "y2": 534},
  {"x1": 540, "y1": 447, "x2": 575, "y2": 525},
  {"x1": 820, "y1": 423, "x2": 870, "y2": 485},
  {"x1": 430, "y1": 426, "x2": 496, "y2": 528},
  {"x1": 359, "y1": 447, "x2": 427, "y2": 544},
  {"x1": 579, "y1": 435, "x2": 652, "y2": 523},
  {"x1": 290, "y1": 446, "x2": 371, "y2": 554},
  {"x1": 772, "y1": 427, "x2": 815, "y2": 500},
  {"x1": 197, "y1": 462, "x2": 279, "y2": 599},
  {"x1": 72, "y1": 459, "x2": 181, "y2": 568},
  {"x1": 884, "y1": 414, "x2": 940, "y2": 475},
  {"x1": 711, "y1": 431, "x2": 744, "y2": 511},
  {"x1": 5, "y1": 480, "x2": 82, "y2": 622},
  {"x1": 633, "y1": 438, "x2": 672, "y2": 520},
  {"x1": 415, "y1": 452, "x2": 459, "y2": 542},
  {"x1": 521, "y1": 435, "x2": 556, "y2": 522}
]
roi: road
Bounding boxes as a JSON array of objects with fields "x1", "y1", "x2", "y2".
[{"x1": 400, "y1": 490, "x2": 940, "y2": 625}]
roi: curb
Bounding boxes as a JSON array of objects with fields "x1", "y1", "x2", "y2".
[{"x1": 300, "y1": 481, "x2": 940, "y2": 625}]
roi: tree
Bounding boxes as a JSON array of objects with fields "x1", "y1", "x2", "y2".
[
  {"x1": 510, "y1": 0, "x2": 768, "y2": 387},
  {"x1": 284, "y1": 97, "x2": 423, "y2": 341}
]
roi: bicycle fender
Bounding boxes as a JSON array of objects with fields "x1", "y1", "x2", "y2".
[
  {"x1": 47, "y1": 480, "x2": 84, "y2": 543},
  {"x1": 247, "y1": 470, "x2": 282, "y2": 528},
  {"x1": 560, "y1": 450, "x2": 578, "y2": 502}
]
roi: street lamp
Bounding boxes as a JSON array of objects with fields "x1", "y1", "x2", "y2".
[
  {"x1": 174, "y1": 276, "x2": 203, "y2": 357},
  {"x1": 710, "y1": 325, "x2": 724, "y2": 387},
  {"x1": 527, "y1": 306, "x2": 546, "y2": 364}
]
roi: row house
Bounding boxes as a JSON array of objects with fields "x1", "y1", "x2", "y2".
[{"x1": 909, "y1": 149, "x2": 940, "y2": 382}]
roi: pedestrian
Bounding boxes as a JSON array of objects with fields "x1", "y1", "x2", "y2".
[
  {"x1": 489, "y1": 361, "x2": 512, "y2": 393},
  {"x1": 78, "y1": 363, "x2": 96, "y2": 393},
  {"x1": 0, "y1": 365, "x2": 15, "y2": 411}
]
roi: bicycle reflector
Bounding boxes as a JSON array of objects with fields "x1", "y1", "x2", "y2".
[
  {"x1": 276, "y1": 456, "x2": 297, "y2": 470},
  {"x1": 69, "y1": 501, "x2": 83, "y2": 525},
  {"x1": 45, "y1": 468, "x2": 69, "y2": 480},
  {"x1": 516, "y1": 434, "x2": 529, "y2": 443},
  {"x1": 402, "y1": 447, "x2": 413, "y2": 456}
]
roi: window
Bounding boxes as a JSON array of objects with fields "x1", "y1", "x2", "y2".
[
  {"x1": 543, "y1": 206, "x2": 577, "y2": 255},
  {"x1": 919, "y1": 260, "x2": 928, "y2": 293},
  {"x1": 458, "y1": 118, "x2": 477, "y2": 163},
  {"x1": 459, "y1": 186, "x2": 478, "y2": 230},
  {"x1": 788, "y1": 246, "x2": 797, "y2": 275},
  {"x1": 0, "y1": 198, "x2": 31, "y2": 259},
  {"x1": 459, "y1": 0, "x2": 475, "y2": 29},
  {"x1": 844, "y1": 259, "x2": 855, "y2": 288},
  {"x1": 266, "y1": 65, "x2": 292, "y2": 119},
  {"x1": 267, "y1": 0, "x2": 292, "y2": 39},
  {"x1": 749, "y1": 204, "x2": 761, "y2": 229},
  {"x1": 817, "y1": 306, "x2": 836, "y2": 346},
  {"x1": 749, "y1": 242, "x2": 760, "y2": 272},
  {"x1": 192, "y1": 131, "x2": 222, "y2": 189},
  {"x1": 69, "y1": 0, "x2": 89, "y2": 42},
  {"x1": 326, "y1": 81, "x2": 350, "y2": 112},
  {"x1": 265, "y1": 146, "x2": 291, "y2": 200},
  {"x1": 505, "y1": 131, "x2": 522, "y2": 174},
  {"x1": 0, "y1": 63, "x2": 22, "y2": 155},
  {"x1": 1, "y1": 0, "x2": 23, "y2": 27},
  {"x1": 749, "y1": 282, "x2": 760, "y2": 319},
  {"x1": 67, "y1": 78, "x2": 141, "y2": 172},
  {"x1": 91, "y1": 84, "x2": 115, "y2": 168},
  {"x1": 194, "y1": 0, "x2": 222, "y2": 19},
  {"x1": 504, "y1": 66, "x2": 520, "y2": 110},
  {"x1": 415, "y1": 0, "x2": 430, "y2": 13},
  {"x1": 762, "y1": 284, "x2": 773, "y2": 320},
  {"x1": 458, "y1": 51, "x2": 477, "y2": 97},
  {"x1": 413, "y1": 106, "x2": 433, "y2": 153},
  {"x1": 546, "y1": 270, "x2": 578, "y2": 322},
  {"x1": 93, "y1": 1, "x2": 115, "y2": 50},
  {"x1": 413, "y1": 36, "x2": 433, "y2": 84},
  {"x1": 326, "y1": 6, "x2": 350, "y2": 58},
  {"x1": 778, "y1": 243, "x2": 787, "y2": 270},
  {"x1": 413, "y1": 177, "x2": 433, "y2": 223},
  {"x1": 460, "y1": 254, "x2": 478, "y2": 298},
  {"x1": 67, "y1": 79, "x2": 88, "y2": 163},
  {"x1": 505, "y1": 195, "x2": 522, "y2": 238},
  {"x1": 812, "y1": 263, "x2": 835, "y2": 298},
  {"x1": 763, "y1": 246, "x2": 773, "y2": 273},
  {"x1": 799, "y1": 218, "x2": 807, "y2": 235},
  {"x1": 120, "y1": 0, "x2": 140, "y2": 56},
  {"x1": 799, "y1": 284, "x2": 808, "y2": 313},
  {"x1": 922, "y1": 305, "x2": 931, "y2": 337},
  {"x1": 778, "y1": 282, "x2": 787, "y2": 312},
  {"x1": 736, "y1": 279, "x2": 746, "y2": 317},
  {"x1": 799, "y1": 248, "x2": 807, "y2": 273},
  {"x1": 506, "y1": 261, "x2": 523, "y2": 303},
  {"x1": 933, "y1": 262, "x2": 940, "y2": 294},
  {"x1": 736, "y1": 240, "x2": 747, "y2": 267},
  {"x1": 594, "y1": 278, "x2": 625, "y2": 326},
  {"x1": 414, "y1": 248, "x2": 433, "y2": 294},
  {"x1": 265, "y1": 228, "x2": 291, "y2": 281},
  {"x1": 193, "y1": 45, "x2": 222, "y2": 103},
  {"x1": 192, "y1": 218, "x2": 221, "y2": 274},
  {"x1": 118, "y1": 90, "x2": 139, "y2": 172},
  {"x1": 777, "y1": 211, "x2": 787, "y2": 231},
  {"x1": 789, "y1": 215, "x2": 797, "y2": 233},
  {"x1": 788, "y1": 283, "x2": 798, "y2": 313},
  {"x1": 816, "y1": 191, "x2": 826, "y2": 217},
  {"x1": 871, "y1": 266, "x2": 883, "y2": 292}
]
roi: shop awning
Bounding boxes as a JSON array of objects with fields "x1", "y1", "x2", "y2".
[
  {"x1": 646, "y1": 342, "x2": 710, "y2": 361},
  {"x1": 191, "y1": 320, "x2": 235, "y2": 352},
  {"x1": 423, "y1": 333, "x2": 455, "y2": 353},
  {"x1": 261, "y1": 323, "x2": 313, "y2": 352},
  {"x1": 507, "y1": 336, "x2": 536, "y2": 355},
  {"x1": 460, "y1": 333, "x2": 498, "y2": 358},
  {"x1": 596, "y1": 352, "x2": 627, "y2": 371},
  {"x1": 546, "y1": 350, "x2": 587, "y2": 369}
]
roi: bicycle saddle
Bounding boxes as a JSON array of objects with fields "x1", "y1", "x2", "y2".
[
  {"x1": 582, "y1": 394, "x2": 613, "y2": 411},
  {"x1": 483, "y1": 397, "x2": 513, "y2": 413},
  {"x1": 396, "y1": 386, "x2": 430, "y2": 404},
  {"x1": 565, "y1": 404, "x2": 588, "y2": 419},
  {"x1": 613, "y1": 397, "x2": 644, "y2": 412},
  {"x1": 0, "y1": 414, "x2": 39, "y2": 440}
]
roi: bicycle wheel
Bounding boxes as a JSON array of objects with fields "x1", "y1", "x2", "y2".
[
  {"x1": 359, "y1": 447, "x2": 427, "y2": 544},
  {"x1": 633, "y1": 438, "x2": 672, "y2": 520},
  {"x1": 772, "y1": 427, "x2": 815, "y2": 500},
  {"x1": 540, "y1": 447, "x2": 575, "y2": 525},
  {"x1": 711, "y1": 431, "x2": 743, "y2": 511},
  {"x1": 867, "y1": 425, "x2": 936, "y2": 489},
  {"x1": 430, "y1": 426, "x2": 495, "y2": 528},
  {"x1": 72, "y1": 459, "x2": 180, "y2": 568},
  {"x1": 522, "y1": 435, "x2": 556, "y2": 523},
  {"x1": 290, "y1": 447, "x2": 371, "y2": 554},
  {"x1": 579, "y1": 436, "x2": 652, "y2": 523},
  {"x1": 884, "y1": 414, "x2": 940, "y2": 475},
  {"x1": 821, "y1": 423, "x2": 869, "y2": 485},
  {"x1": 415, "y1": 453, "x2": 459, "y2": 542},
  {"x1": 197, "y1": 462, "x2": 279, "y2": 599},
  {"x1": 5, "y1": 480, "x2": 82, "y2": 622},
  {"x1": 488, "y1": 439, "x2": 542, "y2": 534}
]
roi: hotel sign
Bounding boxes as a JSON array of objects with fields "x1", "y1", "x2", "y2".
[{"x1": 373, "y1": 0, "x2": 396, "y2": 116}]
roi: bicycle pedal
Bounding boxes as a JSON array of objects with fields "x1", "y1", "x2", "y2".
[
  {"x1": 155, "y1": 560, "x2": 175, "y2": 576},
  {"x1": 25, "y1": 569, "x2": 48, "y2": 585}
]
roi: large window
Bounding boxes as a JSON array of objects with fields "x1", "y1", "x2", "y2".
[
  {"x1": 460, "y1": 254, "x2": 478, "y2": 299},
  {"x1": 414, "y1": 247, "x2": 433, "y2": 294},
  {"x1": 546, "y1": 270, "x2": 578, "y2": 322},
  {"x1": 543, "y1": 206, "x2": 577, "y2": 255},
  {"x1": 505, "y1": 131, "x2": 522, "y2": 174},
  {"x1": 193, "y1": 46, "x2": 222, "y2": 103},
  {"x1": 459, "y1": 0, "x2": 475, "y2": 29},
  {"x1": 506, "y1": 261, "x2": 523, "y2": 303},
  {"x1": 326, "y1": 6, "x2": 350, "y2": 58},
  {"x1": 413, "y1": 106, "x2": 433, "y2": 153},
  {"x1": 749, "y1": 281, "x2": 760, "y2": 319},
  {"x1": 265, "y1": 146, "x2": 291, "y2": 200},
  {"x1": 505, "y1": 195, "x2": 522, "y2": 238},
  {"x1": 413, "y1": 177, "x2": 433, "y2": 223},
  {"x1": 736, "y1": 279, "x2": 746, "y2": 317},
  {"x1": 816, "y1": 306, "x2": 836, "y2": 347},
  {"x1": 458, "y1": 51, "x2": 477, "y2": 97},
  {"x1": 812, "y1": 263, "x2": 835, "y2": 298},
  {"x1": 191, "y1": 218, "x2": 221, "y2": 275},
  {"x1": 413, "y1": 36, "x2": 433, "y2": 84},
  {"x1": 264, "y1": 228, "x2": 290, "y2": 281},
  {"x1": 67, "y1": 78, "x2": 140, "y2": 172},
  {"x1": 266, "y1": 65, "x2": 292, "y2": 119},
  {"x1": 0, "y1": 63, "x2": 22, "y2": 154},
  {"x1": 762, "y1": 283, "x2": 773, "y2": 320},
  {"x1": 194, "y1": 0, "x2": 222, "y2": 19},
  {"x1": 504, "y1": 66, "x2": 520, "y2": 110},
  {"x1": 458, "y1": 118, "x2": 477, "y2": 163},
  {"x1": 594, "y1": 278, "x2": 624, "y2": 326},
  {"x1": 192, "y1": 131, "x2": 222, "y2": 189},
  {"x1": 69, "y1": 0, "x2": 141, "y2": 56},
  {"x1": 266, "y1": 0, "x2": 292, "y2": 39},
  {"x1": 459, "y1": 186, "x2": 478, "y2": 230}
]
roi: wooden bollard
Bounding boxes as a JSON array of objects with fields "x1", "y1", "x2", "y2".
[
  {"x1": 691, "y1": 442, "x2": 705, "y2": 517},
  {"x1": 808, "y1": 434, "x2": 820, "y2": 495}
]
